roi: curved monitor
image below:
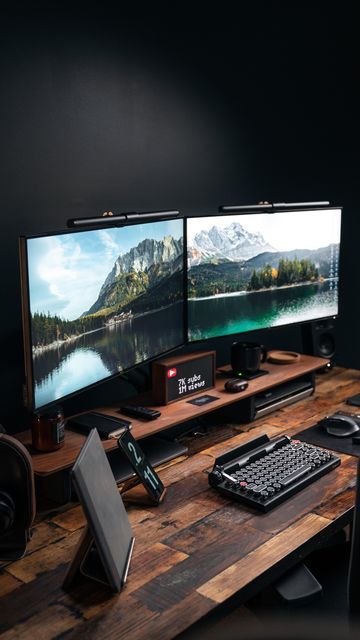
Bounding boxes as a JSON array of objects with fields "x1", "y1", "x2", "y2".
[
  {"x1": 20, "y1": 218, "x2": 185, "y2": 411},
  {"x1": 187, "y1": 207, "x2": 341, "y2": 342}
]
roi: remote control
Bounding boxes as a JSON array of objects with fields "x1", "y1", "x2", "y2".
[{"x1": 119, "y1": 405, "x2": 161, "y2": 421}]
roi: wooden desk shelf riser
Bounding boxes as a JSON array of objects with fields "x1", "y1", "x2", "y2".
[{"x1": 16, "y1": 355, "x2": 327, "y2": 486}]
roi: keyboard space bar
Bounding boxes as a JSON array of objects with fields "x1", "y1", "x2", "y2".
[{"x1": 280, "y1": 464, "x2": 313, "y2": 487}]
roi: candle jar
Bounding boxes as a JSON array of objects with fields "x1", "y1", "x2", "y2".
[{"x1": 31, "y1": 406, "x2": 65, "y2": 452}]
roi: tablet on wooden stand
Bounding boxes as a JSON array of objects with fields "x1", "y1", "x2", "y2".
[{"x1": 63, "y1": 429, "x2": 135, "y2": 593}]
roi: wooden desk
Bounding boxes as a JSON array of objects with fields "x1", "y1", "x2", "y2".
[{"x1": 1, "y1": 365, "x2": 360, "y2": 639}]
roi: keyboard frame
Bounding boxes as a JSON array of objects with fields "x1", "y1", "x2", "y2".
[{"x1": 208, "y1": 434, "x2": 341, "y2": 512}]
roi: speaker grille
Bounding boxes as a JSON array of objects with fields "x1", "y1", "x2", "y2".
[
  {"x1": 301, "y1": 319, "x2": 336, "y2": 360},
  {"x1": 318, "y1": 332, "x2": 335, "y2": 358}
]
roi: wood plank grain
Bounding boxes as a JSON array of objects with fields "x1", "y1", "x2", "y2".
[
  {"x1": 155, "y1": 453, "x2": 215, "y2": 483},
  {"x1": 25, "y1": 520, "x2": 70, "y2": 553},
  {"x1": 194, "y1": 486, "x2": 234, "y2": 510},
  {"x1": 53, "y1": 542, "x2": 188, "y2": 626},
  {"x1": 315, "y1": 368, "x2": 360, "y2": 395},
  {"x1": 279, "y1": 418, "x2": 332, "y2": 438},
  {"x1": 314, "y1": 487, "x2": 355, "y2": 520},
  {"x1": 56, "y1": 594, "x2": 158, "y2": 640},
  {"x1": 51, "y1": 500, "x2": 152, "y2": 532},
  {"x1": 122, "y1": 591, "x2": 214, "y2": 640},
  {"x1": 5, "y1": 530, "x2": 82, "y2": 583},
  {"x1": 51, "y1": 504, "x2": 87, "y2": 532},
  {"x1": 133, "y1": 523, "x2": 270, "y2": 612},
  {"x1": 130, "y1": 496, "x2": 225, "y2": 551},
  {"x1": 65, "y1": 542, "x2": 189, "y2": 622},
  {"x1": 316, "y1": 366, "x2": 345, "y2": 384},
  {"x1": 196, "y1": 513, "x2": 331, "y2": 604},
  {"x1": 62, "y1": 592, "x2": 213, "y2": 640},
  {"x1": 0, "y1": 565, "x2": 70, "y2": 633},
  {"x1": 141, "y1": 471, "x2": 211, "y2": 517},
  {"x1": 0, "y1": 603, "x2": 84, "y2": 640},
  {"x1": 162, "y1": 502, "x2": 254, "y2": 554},
  {"x1": 267, "y1": 396, "x2": 332, "y2": 427},
  {"x1": 0, "y1": 572, "x2": 22, "y2": 598},
  {"x1": 322, "y1": 385, "x2": 360, "y2": 405},
  {"x1": 127, "y1": 543, "x2": 188, "y2": 594},
  {"x1": 315, "y1": 382, "x2": 360, "y2": 409}
]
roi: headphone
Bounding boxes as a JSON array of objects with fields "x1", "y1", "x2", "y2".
[
  {"x1": 0, "y1": 491, "x2": 15, "y2": 535},
  {"x1": 0, "y1": 430, "x2": 36, "y2": 559},
  {"x1": 0, "y1": 425, "x2": 14, "y2": 533}
]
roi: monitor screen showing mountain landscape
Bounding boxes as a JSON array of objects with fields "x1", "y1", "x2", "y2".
[
  {"x1": 21, "y1": 219, "x2": 185, "y2": 410},
  {"x1": 187, "y1": 209, "x2": 341, "y2": 341}
]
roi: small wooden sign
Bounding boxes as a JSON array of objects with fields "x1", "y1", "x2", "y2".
[{"x1": 152, "y1": 351, "x2": 216, "y2": 405}]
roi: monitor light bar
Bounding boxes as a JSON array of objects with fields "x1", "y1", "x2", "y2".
[
  {"x1": 67, "y1": 210, "x2": 180, "y2": 228},
  {"x1": 219, "y1": 201, "x2": 330, "y2": 214}
]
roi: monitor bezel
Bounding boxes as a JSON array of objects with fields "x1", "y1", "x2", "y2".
[
  {"x1": 185, "y1": 206, "x2": 342, "y2": 344},
  {"x1": 19, "y1": 217, "x2": 187, "y2": 413}
]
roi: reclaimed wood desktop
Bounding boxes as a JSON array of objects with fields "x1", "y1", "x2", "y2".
[{"x1": 1, "y1": 365, "x2": 360, "y2": 639}]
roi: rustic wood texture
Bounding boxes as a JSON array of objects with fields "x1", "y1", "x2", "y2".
[
  {"x1": 0, "y1": 365, "x2": 359, "y2": 640},
  {"x1": 0, "y1": 573, "x2": 22, "y2": 598},
  {"x1": 196, "y1": 513, "x2": 332, "y2": 604}
]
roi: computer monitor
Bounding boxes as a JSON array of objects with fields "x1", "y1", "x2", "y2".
[
  {"x1": 187, "y1": 207, "x2": 341, "y2": 342},
  {"x1": 20, "y1": 218, "x2": 185, "y2": 411}
]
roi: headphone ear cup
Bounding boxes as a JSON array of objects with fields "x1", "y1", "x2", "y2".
[{"x1": 0, "y1": 491, "x2": 15, "y2": 535}]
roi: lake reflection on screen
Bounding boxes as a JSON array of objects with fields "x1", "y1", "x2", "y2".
[
  {"x1": 34, "y1": 303, "x2": 184, "y2": 409},
  {"x1": 188, "y1": 282, "x2": 338, "y2": 341}
]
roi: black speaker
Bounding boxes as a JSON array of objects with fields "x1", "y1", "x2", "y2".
[{"x1": 301, "y1": 319, "x2": 336, "y2": 361}]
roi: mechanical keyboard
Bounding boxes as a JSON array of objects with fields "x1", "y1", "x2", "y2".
[{"x1": 208, "y1": 434, "x2": 341, "y2": 512}]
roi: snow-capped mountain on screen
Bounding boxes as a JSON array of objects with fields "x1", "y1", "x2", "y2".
[{"x1": 188, "y1": 222, "x2": 275, "y2": 266}]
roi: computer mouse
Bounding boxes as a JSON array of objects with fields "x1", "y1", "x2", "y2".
[
  {"x1": 224, "y1": 379, "x2": 249, "y2": 393},
  {"x1": 320, "y1": 414, "x2": 360, "y2": 437}
]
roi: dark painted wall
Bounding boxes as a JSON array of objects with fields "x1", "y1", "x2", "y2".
[{"x1": 0, "y1": 5, "x2": 357, "y2": 432}]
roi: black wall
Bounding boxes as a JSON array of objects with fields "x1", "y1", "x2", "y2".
[{"x1": 0, "y1": 4, "x2": 357, "y2": 432}]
